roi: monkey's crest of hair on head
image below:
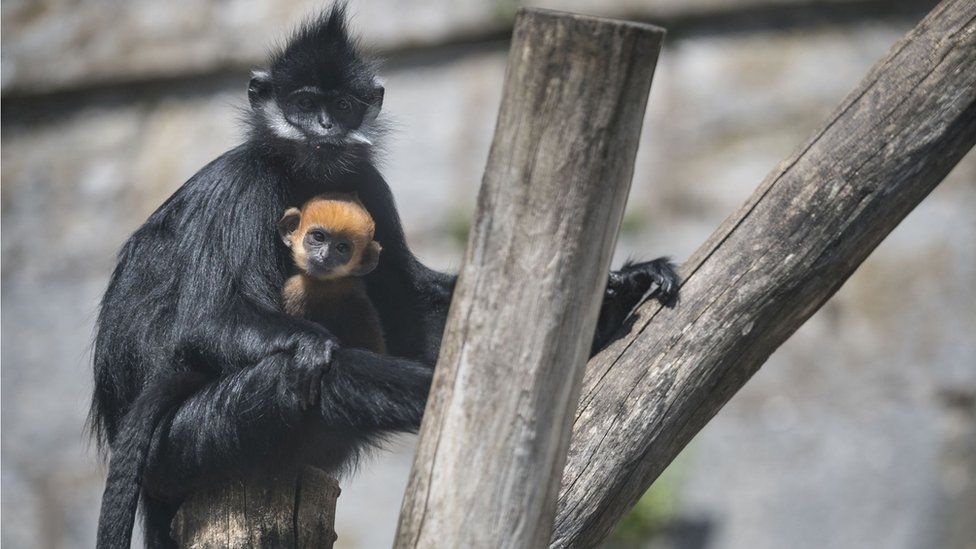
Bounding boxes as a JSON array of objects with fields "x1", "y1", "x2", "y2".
[
  {"x1": 268, "y1": 3, "x2": 378, "y2": 93},
  {"x1": 298, "y1": 193, "x2": 376, "y2": 240}
]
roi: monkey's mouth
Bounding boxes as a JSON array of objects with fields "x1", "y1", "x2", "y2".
[
  {"x1": 304, "y1": 261, "x2": 336, "y2": 278},
  {"x1": 311, "y1": 140, "x2": 344, "y2": 152}
]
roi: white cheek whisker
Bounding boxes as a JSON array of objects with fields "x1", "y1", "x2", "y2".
[
  {"x1": 346, "y1": 131, "x2": 373, "y2": 146},
  {"x1": 261, "y1": 102, "x2": 303, "y2": 141}
]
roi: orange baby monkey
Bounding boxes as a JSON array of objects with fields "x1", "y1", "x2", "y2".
[{"x1": 278, "y1": 194, "x2": 386, "y2": 353}]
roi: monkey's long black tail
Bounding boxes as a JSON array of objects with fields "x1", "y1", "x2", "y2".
[{"x1": 96, "y1": 372, "x2": 207, "y2": 549}]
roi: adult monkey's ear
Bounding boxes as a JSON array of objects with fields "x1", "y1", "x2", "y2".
[
  {"x1": 248, "y1": 70, "x2": 273, "y2": 110},
  {"x1": 352, "y1": 241, "x2": 382, "y2": 275},
  {"x1": 373, "y1": 84, "x2": 384, "y2": 110},
  {"x1": 277, "y1": 208, "x2": 301, "y2": 247},
  {"x1": 361, "y1": 82, "x2": 385, "y2": 125}
]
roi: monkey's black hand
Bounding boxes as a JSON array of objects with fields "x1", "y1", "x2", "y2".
[
  {"x1": 592, "y1": 257, "x2": 679, "y2": 355},
  {"x1": 284, "y1": 332, "x2": 339, "y2": 411},
  {"x1": 613, "y1": 257, "x2": 679, "y2": 307}
]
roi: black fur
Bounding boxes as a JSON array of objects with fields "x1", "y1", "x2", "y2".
[
  {"x1": 90, "y1": 5, "x2": 677, "y2": 548},
  {"x1": 592, "y1": 258, "x2": 679, "y2": 355},
  {"x1": 95, "y1": 372, "x2": 207, "y2": 548}
]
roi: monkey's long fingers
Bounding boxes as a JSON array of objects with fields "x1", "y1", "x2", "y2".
[
  {"x1": 626, "y1": 257, "x2": 679, "y2": 307},
  {"x1": 647, "y1": 258, "x2": 679, "y2": 306}
]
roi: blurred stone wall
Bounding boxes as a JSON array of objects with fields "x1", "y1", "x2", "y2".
[{"x1": 3, "y1": 1, "x2": 973, "y2": 548}]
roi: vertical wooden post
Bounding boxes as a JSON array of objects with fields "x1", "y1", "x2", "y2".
[
  {"x1": 171, "y1": 467, "x2": 340, "y2": 548},
  {"x1": 395, "y1": 8, "x2": 664, "y2": 549}
]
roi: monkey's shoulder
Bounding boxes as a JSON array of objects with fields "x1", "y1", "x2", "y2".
[{"x1": 128, "y1": 145, "x2": 283, "y2": 248}]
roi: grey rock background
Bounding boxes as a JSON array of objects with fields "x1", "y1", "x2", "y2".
[{"x1": 2, "y1": 1, "x2": 974, "y2": 548}]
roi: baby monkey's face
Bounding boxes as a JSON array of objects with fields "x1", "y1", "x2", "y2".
[
  {"x1": 278, "y1": 195, "x2": 382, "y2": 281},
  {"x1": 299, "y1": 225, "x2": 358, "y2": 279}
]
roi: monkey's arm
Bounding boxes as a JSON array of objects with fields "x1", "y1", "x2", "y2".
[
  {"x1": 137, "y1": 290, "x2": 431, "y2": 494},
  {"x1": 143, "y1": 347, "x2": 432, "y2": 498},
  {"x1": 355, "y1": 167, "x2": 454, "y2": 363},
  {"x1": 142, "y1": 353, "x2": 300, "y2": 497}
]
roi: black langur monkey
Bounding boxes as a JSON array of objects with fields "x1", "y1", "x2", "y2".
[
  {"x1": 91, "y1": 4, "x2": 678, "y2": 548},
  {"x1": 279, "y1": 194, "x2": 387, "y2": 353}
]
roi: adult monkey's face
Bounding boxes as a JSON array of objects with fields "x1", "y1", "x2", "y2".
[
  {"x1": 275, "y1": 83, "x2": 384, "y2": 147},
  {"x1": 247, "y1": 4, "x2": 385, "y2": 152}
]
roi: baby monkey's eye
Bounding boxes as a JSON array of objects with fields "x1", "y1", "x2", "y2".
[
  {"x1": 310, "y1": 230, "x2": 327, "y2": 242},
  {"x1": 335, "y1": 98, "x2": 352, "y2": 111},
  {"x1": 336, "y1": 242, "x2": 351, "y2": 254}
]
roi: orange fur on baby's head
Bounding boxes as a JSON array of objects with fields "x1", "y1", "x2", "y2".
[
  {"x1": 278, "y1": 193, "x2": 382, "y2": 280},
  {"x1": 297, "y1": 195, "x2": 375, "y2": 241}
]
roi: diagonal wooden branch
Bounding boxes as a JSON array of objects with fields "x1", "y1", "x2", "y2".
[{"x1": 550, "y1": 0, "x2": 976, "y2": 546}]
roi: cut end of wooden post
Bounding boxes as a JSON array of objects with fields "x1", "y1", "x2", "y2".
[{"x1": 515, "y1": 7, "x2": 667, "y2": 37}]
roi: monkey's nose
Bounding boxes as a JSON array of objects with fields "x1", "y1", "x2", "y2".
[{"x1": 318, "y1": 113, "x2": 334, "y2": 130}]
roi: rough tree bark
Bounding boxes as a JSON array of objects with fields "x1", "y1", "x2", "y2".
[
  {"x1": 171, "y1": 467, "x2": 339, "y2": 548},
  {"x1": 395, "y1": 8, "x2": 665, "y2": 549},
  {"x1": 550, "y1": 0, "x2": 976, "y2": 546}
]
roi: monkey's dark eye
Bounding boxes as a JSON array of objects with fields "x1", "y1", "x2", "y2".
[
  {"x1": 310, "y1": 230, "x2": 327, "y2": 243},
  {"x1": 294, "y1": 95, "x2": 316, "y2": 112},
  {"x1": 336, "y1": 98, "x2": 352, "y2": 111},
  {"x1": 336, "y1": 242, "x2": 351, "y2": 254}
]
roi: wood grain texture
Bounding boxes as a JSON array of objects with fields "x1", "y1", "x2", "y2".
[
  {"x1": 395, "y1": 8, "x2": 665, "y2": 549},
  {"x1": 171, "y1": 467, "x2": 339, "y2": 548},
  {"x1": 550, "y1": 1, "x2": 976, "y2": 546}
]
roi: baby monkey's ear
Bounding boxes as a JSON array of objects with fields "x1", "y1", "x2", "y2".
[
  {"x1": 277, "y1": 208, "x2": 302, "y2": 247},
  {"x1": 352, "y1": 241, "x2": 382, "y2": 275}
]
